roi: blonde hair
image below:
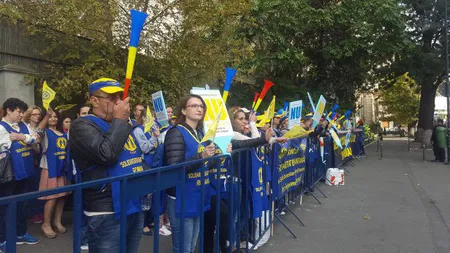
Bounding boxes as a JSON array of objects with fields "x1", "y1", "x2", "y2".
[{"x1": 23, "y1": 105, "x2": 42, "y2": 124}]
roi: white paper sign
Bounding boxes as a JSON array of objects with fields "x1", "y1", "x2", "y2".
[
  {"x1": 190, "y1": 89, "x2": 234, "y2": 154},
  {"x1": 152, "y1": 91, "x2": 169, "y2": 127},
  {"x1": 312, "y1": 95, "x2": 326, "y2": 128},
  {"x1": 288, "y1": 100, "x2": 302, "y2": 129}
]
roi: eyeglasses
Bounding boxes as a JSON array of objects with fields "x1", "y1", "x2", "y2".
[
  {"x1": 94, "y1": 94, "x2": 121, "y2": 102},
  {"x1": 186, "y1": 104, "x2": 205, "y2": 109}
]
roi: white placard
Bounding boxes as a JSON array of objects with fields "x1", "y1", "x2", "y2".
[
  {"x1": 151, "y1": 91, "x2": 169, "y2": 127},
  {"x1": 288, "y1": 100, "x2": 302, "y2": 129},
  {"x1": 190, "y1": 89, "x2": 234, "y2": 154},
  {"x1": 312, "y1": 95, "x2": 326, "y2": 128}
]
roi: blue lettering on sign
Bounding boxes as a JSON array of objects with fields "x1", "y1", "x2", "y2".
[
  {"x1": 154, "y1": 97, "x2": 164, "y2": 112},
  {"x1": 290, "y1": 107, "x2": 300, "y2": 120}
]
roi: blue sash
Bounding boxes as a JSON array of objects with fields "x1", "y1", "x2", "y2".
[{"x1": 251, "y1": 148, "x2": 269, "y2": 218}]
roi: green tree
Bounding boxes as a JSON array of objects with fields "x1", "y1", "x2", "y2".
[
  {"x1": 0, "y1": 0, "x2": 250, "y2": 107},
  {"x1": 384, "y1": 0, "x2": 446, "y2": 143},
  {"x1": 379, "y1": 73, "x2": 420, "y2": 130},
  {"x1": 234, "y1": 0, "x2": 409, "y2": 110}
]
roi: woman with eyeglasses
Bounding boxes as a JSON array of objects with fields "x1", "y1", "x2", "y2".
[
  {"x1": 164, "y1": 94, "x2": 216, "y2": 253},
  {"x1": 23, "y1": 106, "x2": 45, "y2": 224},
  {"x1": 37, "y1": 108, "x2": 71, "y2": 239}
]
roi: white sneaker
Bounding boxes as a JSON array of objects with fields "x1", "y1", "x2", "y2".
[
  {"x1": 159, "y1": 225, "x2": 172, "y2": 236},
  {"x1": 240, "y1": 241, "x2": 254, "y2": 249},
  {"x1": 80, "y1": 245, "x2": 89, "y2": 251}
]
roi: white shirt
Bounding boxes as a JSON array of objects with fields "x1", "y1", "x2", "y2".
[{"x1": 0, "y1": 119, "x2": 33, "y2": 152}]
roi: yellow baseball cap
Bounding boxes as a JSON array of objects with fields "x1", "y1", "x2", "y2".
[{"x1": 89, "y1": 78, "x2": 124, "y2": 94}]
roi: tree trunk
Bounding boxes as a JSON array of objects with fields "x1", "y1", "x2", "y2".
[{"x1": 416, "y1": 85, "x2": 437, "y2": 145}]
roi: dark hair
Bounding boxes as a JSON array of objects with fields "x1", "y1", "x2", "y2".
[
  {"x1": 2, "y1": 98, "x2": 28, "y2": 117},
  {"x1": 57, "y1": 113, "x2": 73, "y2": 132},
  {"x1": 79, "y1": 104, "x2": 90, "y2": 113},
  {"x1": 174, "y1": 94, "x2": 206, "y2": 130},
  {"x1": 438, "y1": 118, "x2": 444, "y2": 124}
]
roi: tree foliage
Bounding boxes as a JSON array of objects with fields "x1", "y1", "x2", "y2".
[
  {"x1": 379, "y1": 73, "x2": 420, "y2": 126},
  {"x1": 383, "y1": 0, "x2": 446, "y2": 136},
  {"x1": 235, "y1": 0, "x2": 409, "y2": 110},
  {"x1": 0, "y1": 0, "x2": 411, "y2": 115}
]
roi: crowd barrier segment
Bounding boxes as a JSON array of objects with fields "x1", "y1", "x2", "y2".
[
  {"x1": 0, "y1": 154, "x2": 231, "y2": 253},
  {"x1": 0, "y1": 132, "x2": 365, "y2": 253}
]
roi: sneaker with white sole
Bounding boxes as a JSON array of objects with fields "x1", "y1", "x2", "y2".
[
  {"x1": 16, "y1": 233, "x2": 40, "y2": 245},
  {"x1": 80, "y1": 245, "x2": 89, "y2": 251},
  {"x1": 159, "y1": 225, "x2": 172, "y2": 236}
]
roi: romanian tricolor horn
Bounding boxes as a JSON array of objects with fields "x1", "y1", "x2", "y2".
[
  {"x1": 252, "y1": 92, "x2": 259, "y2": 109},
  {"x1": 253, "y1": 79, "x2": 274, "y2": 112},
  {"x1": 123, "y1": 10, "x2": 149, "y2": 99}
]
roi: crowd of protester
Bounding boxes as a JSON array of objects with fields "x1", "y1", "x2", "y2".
[{"x1": 0, "y1": 78, "x2": 364, "y2": 253}]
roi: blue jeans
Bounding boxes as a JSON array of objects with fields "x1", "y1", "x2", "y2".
[
  {"x1": 86, "y1": 212, "x2": 144, "y2": 253},
  {"x1": 0, "y1": 178, "x2": 31, "y2": 242},
  {"x1": 167, "y1": 196, "x2": 200, "y2": 253}
]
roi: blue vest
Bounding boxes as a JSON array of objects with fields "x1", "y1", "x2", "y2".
[
  {"x1": 0, "y1": 121, "x2": 34, "y2": 180},
  {"x1": 84, "y1": 115, "x2": 144, "y2": 218},
  {"x1": 251, "y1": 148, "x2": 269, "y2": 218},
  {"x1": 175, "y1": 125, "x2": 211, "y2": 217},
  {"x1": 45, "y1": 129, "x2": 69, "y2": 178}
]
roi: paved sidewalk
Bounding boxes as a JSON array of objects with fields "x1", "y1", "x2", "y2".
[
  {"x1": 258, "y1": 137, "x2": 450, "y2": 253},
  {"x1": 16, "y1": 137, "x2": 450, "y2": 253}
]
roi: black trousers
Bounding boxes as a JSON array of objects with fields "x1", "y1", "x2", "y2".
[
  {"x1": 0, "y1": 178, "x2": 31, "y2": 242},
  {"x1": 433, "y1": 142, "x2": 438, "y2": 160},
  {"x1": 203, "y1": 197, "x2": 230, "y2": 253},
  {"x1": 437, "y1": 148, "x2": 446, "y2": 162}
]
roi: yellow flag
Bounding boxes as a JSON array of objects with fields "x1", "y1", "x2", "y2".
[
  {"x1": 144, "y1": 106, "x2": 155, "y2": 133},
  {"x1": 42, "y1": 81, "x2": 56, "y2": 110},
  {"x1": 55, "y1": 104, "x2": 76, "y2": 111},
  {"x1": 256, "y1": 96, "x2": 276, "y2": 128},
  {"x1": 282, "y1": 126, "x2": 313, "y2": 139},
  {"x1": 201, "y1": 102, "x2": 224, "y2": 143}
]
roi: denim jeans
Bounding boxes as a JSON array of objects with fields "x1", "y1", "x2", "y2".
[
  {"x1": 86, "y1": 212, "x2": 144, "y2": 253},
  {"x1": 167, "y1": 196, "x2": 200, "y2": 253},
  {"x1": 0, "y1": 178, "x2": 31, "y2": 242}
]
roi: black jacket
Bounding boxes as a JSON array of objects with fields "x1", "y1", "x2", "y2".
[
  {"x1": 69, "y1": 117, "x2": 133, "y2": 212},
  {"x1": 230, "y1": 135, "x2": 267, "y2": 150}
]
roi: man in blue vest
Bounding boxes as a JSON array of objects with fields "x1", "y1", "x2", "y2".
[
  {"x1": 0, "y1": 98, "x2": 40, "y2": 252},
  {"x1": 70, "y1": 78, "x2": 145, "y2": 253}
]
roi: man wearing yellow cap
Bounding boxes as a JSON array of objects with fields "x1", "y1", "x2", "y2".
[{"x1": 69, "y1": 78, "x2": 145, "y2": 253}]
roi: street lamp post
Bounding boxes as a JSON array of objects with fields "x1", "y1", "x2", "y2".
[{"x1": 445, "y1": 0, "x2": 450, "y2": 164}]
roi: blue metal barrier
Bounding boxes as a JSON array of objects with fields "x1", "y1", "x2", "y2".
[
  {"x1": 0, "y1": 154, "x2": 231, "y2": 253},
  {"x1": 0, "y1": 134, "x2": 363, "y2": 253}
]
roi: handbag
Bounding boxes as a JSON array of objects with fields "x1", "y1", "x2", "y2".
[{"x1": 0, "y1": 151, "x2": 14, "y2": 185}]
